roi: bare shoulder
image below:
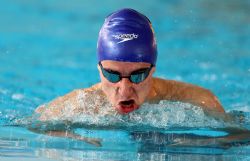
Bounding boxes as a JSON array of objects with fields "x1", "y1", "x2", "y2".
[
  {"x1": 152, "y1": 77, "x2": 225, "y2": 113},
  {"x1": 153, "y1": 77, "x2": 212, "y2": 94},
  {"x1": 35, "y1": 83, "x2": 103, "y2": 121}
]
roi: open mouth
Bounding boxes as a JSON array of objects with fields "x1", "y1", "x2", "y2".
[
  {"x1": 119, "y1": 100, "x2": 135, "y2": 106},
  {"x1": 117, "y1": 100, "x2": 138, "y2": 114}
]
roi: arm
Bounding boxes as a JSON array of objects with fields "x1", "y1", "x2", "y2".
[
  {"x1": 170, "y1": 127, "x2": 250, "y2": 148},
  {"x1": 47, "y1": 130, "x2": 102, "y2": 146},
  {"x1": 169, "y1": 132, "x2": 250, "y2": 148},
  {"x1": 28, "y1": 127, "x2": 102, "y2": 147},
  {"x1": 35, "y1": 83, "x2": 102, "y2": 121},
  {"x1": 35, "y1": 89, "x2": 80, "y2": 121},
  {"x1": 32, "y1": 83, "x2": 103, "y2": 146},
  {"x1": 152, "y1": 77, "x2": 225, "y2": 113}
]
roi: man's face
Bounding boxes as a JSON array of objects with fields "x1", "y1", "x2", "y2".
[{"x1": 98, "y1": 60, "x2": 155, "y2": 114}]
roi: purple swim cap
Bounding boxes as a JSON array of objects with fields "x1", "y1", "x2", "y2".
[{"x1": 97, "y1": 8, "x2": 157, "y2": 65}]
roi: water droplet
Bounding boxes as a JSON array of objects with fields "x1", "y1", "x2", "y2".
[{"x1": 11, "y1": 93, "x2": 25, "y2": 100}]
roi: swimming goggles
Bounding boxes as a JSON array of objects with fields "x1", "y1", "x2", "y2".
[{"x1": 99, "y1": 62, "x2": 154, "y2": 84}]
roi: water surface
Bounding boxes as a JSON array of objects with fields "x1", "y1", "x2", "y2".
[{"x1": 0, "y1": 0, "x2": 250, "y2": 160}]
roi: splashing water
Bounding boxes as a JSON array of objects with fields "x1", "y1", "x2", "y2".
[{"x1": 16, "y1": 90, "x2": 248, "y2": 131}]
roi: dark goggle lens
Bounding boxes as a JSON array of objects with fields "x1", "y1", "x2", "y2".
[
  {"x1": 99, "y1": 62, "x2": 153, "y2": 84},
  {"x1": 102, "y1": 69, "x2": 120, "y2": 83},
  {"x1": 130, "y1": 72, "x2": 149, "y2": 84}
]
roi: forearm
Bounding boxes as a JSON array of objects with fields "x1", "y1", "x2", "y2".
[
  {"x1": 46, "y1": 130, "x2": 102, "y2": 146},
  {"x1": 34, "y1": 89, "x2": 85, "y2": 121},
  {"x1": 29, "y1": 127, "x2": 102, "y2": 147}
]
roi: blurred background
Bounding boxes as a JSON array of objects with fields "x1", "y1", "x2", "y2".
[{"x1": 0, "y1": 0, "x2": 250, "y2": 121}]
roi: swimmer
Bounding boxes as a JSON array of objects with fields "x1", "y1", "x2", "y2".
[
  {"x1": 36, "y1": 8, "x2": 224, "y2": 118},
  {"x1": 34, "y1": 8, "x2": 248, "y2": 146}
]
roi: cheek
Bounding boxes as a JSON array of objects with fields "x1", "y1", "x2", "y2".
[
  {"x1": 100, "y1": 75, "x2": 117, "y2": 95},
  {"x1": 134, "y1": 79, "x2": 152, "y2": 98}
]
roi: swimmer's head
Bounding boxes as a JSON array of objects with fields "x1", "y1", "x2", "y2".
[
  {"x1": 97, "y1": 9, "x2": 157, "y2": 114},
  {"x1": 97, "y1": 8, "x2": 157, "y2": 65}
]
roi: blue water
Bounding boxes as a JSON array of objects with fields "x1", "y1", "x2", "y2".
[{"x1": 1, "y1": 0, "x2": 250, "y2": 160}]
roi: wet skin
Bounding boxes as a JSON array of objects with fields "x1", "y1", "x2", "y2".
[
  {"x1": 97, "y1": 60, "x2": 225, "y2": 114},
  {"x1": 36, "y1": 60, "x2": 225, "y2": 117},
  {"x1": 34, "y1": 60, "x2": 234, "y2": 147},
  {"x1": 98, "y1": 60, "x2": 155, "y2": 114}
]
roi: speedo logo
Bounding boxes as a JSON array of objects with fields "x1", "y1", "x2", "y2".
[{"x1": 112, "y1": 33, "x2": 139, "y2": 44}]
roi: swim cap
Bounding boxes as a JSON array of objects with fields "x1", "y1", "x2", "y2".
[{"x1": 97, "y1": 8, "x2": 157, "y2": 65}]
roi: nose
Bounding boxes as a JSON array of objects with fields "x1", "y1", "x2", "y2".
[{"x1": 117, "y1": 78, "x2": 133, "y2": 98}]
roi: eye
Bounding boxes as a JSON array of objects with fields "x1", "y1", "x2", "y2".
[
  {"x1": 103, "y1": 68, "x2": 120, "y2": 75},
  {"x1": 107, "y1": 72, "x2": 120, "y2": 83},
  {"x1": 130, "y1": 68, "x2": 149, "y2": 75},
  {"x1": 102, "y1": 69, "x2": 120, "y2": 83},
  {"x1": 130, "y1": 68, "x2": 151, "y2": 84},
  {"x1": 130, "y1": 73, "x2": 145, "y2": 83}
]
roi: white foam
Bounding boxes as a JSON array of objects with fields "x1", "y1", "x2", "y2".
[
  {"x1": 33, "y1": 90, "x2": 243, "y2": 130},
  {"x1": 67, "y1": 99, "x2": 227, "y2": 129}
]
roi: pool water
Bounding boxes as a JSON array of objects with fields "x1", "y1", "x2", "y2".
[{"x1": 1, "y1": 0, "x2": 250, "y2": 160}]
